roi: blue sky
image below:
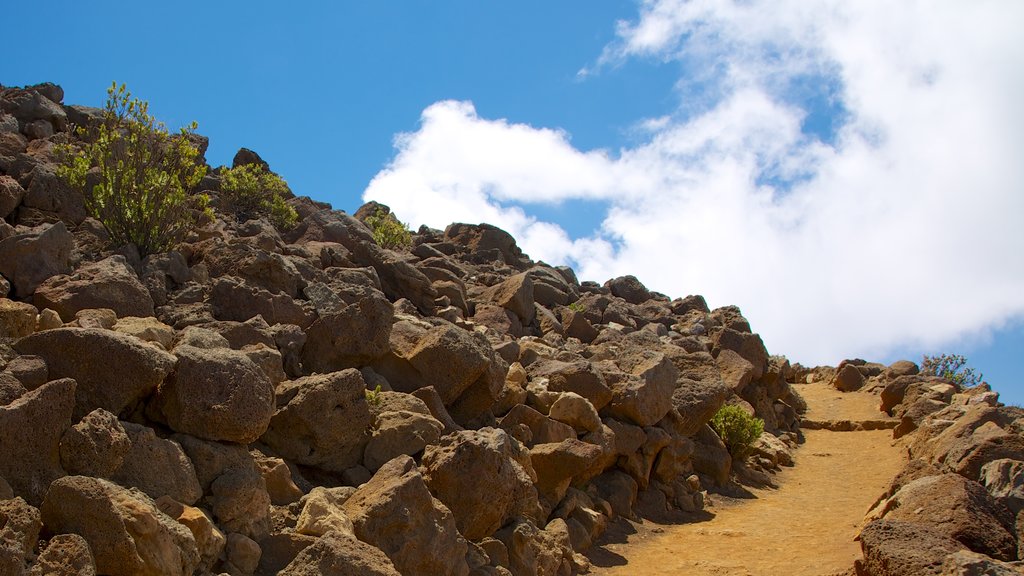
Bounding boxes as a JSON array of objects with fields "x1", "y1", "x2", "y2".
[{"x1": 6, "y1": 1, "x2": 1024, "y2": 404}]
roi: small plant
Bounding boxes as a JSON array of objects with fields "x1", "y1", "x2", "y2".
[
  {"x1": 364, "y1": 208, "x2": 411, "y2": 250},
  {"x1": 568, "y1": 301, "x2": 586, "y2": 313},
  {"x1": 365, "y1": 384, "x2": 383, "y2": 407},
  {"x1": 57, "y1": 82, "x2": 210, "y2": 257},
  {"x1": 218, "y1": 163, "x2": 298, "y2": 230},
  {"x1": 921, "y1": 353, "x2": 983, "y2": 388},
  {"x1": 710, "y1": 404, "x2": 764, "y2": 460}
]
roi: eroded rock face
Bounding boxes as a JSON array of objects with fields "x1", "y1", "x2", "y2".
[
  {"x1": 40, "y1": 476, "x2": 199, "y2": 576},
  {"x1": 859, "y1": 519, "x2": 966, "y2": 576},
  {"x1": 59, "y1": 408, "x2": 130, "y2": 479},
  {"x1": 0, "y1": 378, "x2": 75, "y2": 505},
  {"x1": 279, "y1": 531, "x2": 401, "y2": 576},
  {"x1": 111, "y1": 422, "x2": 202, "y2": 505},
  {"x1": 154, "y1": 345, "x2": 274, "y2": 444},
  {"x1": 421, "y1": 428, "x2": 540, "y2": 540},
  {"x1": 27, "y1": 533, "x2": 96, "y2": 576},
  {"x1": 342, "y1": 456, "x2": 469, "y2": 576}
]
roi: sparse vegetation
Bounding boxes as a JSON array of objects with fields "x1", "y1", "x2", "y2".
[
  {"x1": 57, "y1": 82, "x2": 210, "y2": 257},
  {"x1": 219, "y1": 163, "x2": 298, "y2": 230},
  {"x1": 921, "y1": 353, "x2": 983, "y2": 388},
  {"x1": 365, "y1": 384, "x2": 383, "y2": 407},
  {"x1": 568, "y1": 301, "x2": 586, "y2": 313},
  {"x1": 710, "y1": 404, "x2": 765, "y2": 460},
  {"x1": 364, "y1": 207, "x2": 412, "y2": 249}
]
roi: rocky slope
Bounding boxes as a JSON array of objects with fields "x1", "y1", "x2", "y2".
[{"x1": 0, "y1": 81, "x2": 1020, "y2": 576}]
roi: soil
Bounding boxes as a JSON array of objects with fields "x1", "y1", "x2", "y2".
[{"x1": 586, "y1": 382, "x2": 907, "y2": 576}]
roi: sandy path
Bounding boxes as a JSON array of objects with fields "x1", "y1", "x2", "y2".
[{"x1": 587, "y1": 383, "x2": 906, "y2": 576}]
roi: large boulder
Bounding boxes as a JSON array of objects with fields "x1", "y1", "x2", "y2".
[
  {"x1": 527, "y1": 359, "x2": 612, "y2": 411},
  {"x1": 295, "y1": 486, "x2": 357, "y2": 538},
  {"x1": 27, "y1": 532, "x2": 96, "y2": 576},
  {"x1": 111, "y1": 422, "x2": 202, "y2": 505},
  {"x1": 20, "y1": 165, "x2": 86, "y2": 225},
  {"x1": 421, "y1": 428, "x2": 540, "y2": 540},
  {"x1": 603, "y1": 352, "x2": 679, "y2": 427},
  {"x1": 831, "y1": 363, "x2": 866, "y2": 392},
  {"x1": 198, "y1": 240, "x2": 303, "y2": 297},
  {"x1": 0, "y1": 378, "x2": 75, "y2": 505},
  {"x1": 604, "y1": 275, "x2": 650, "y2": 305},
  {"x1": 529, "y1": 439, "x2": 604, "y2": 509},
  {"x1": 209, "y1": 276, "x2": 313, "y2": 327},
  {"x1": 0, "y1": 221, "x2": 73, "y2": 298},
  {"x1": 342, "y1": 456, "x2": 469, "y2": 576},
  {"x1": 261, "y1": 369, "x2": 372, "y2": 472},
  {"x1": 444, "y1": 222, "x2": 529, "y2": 267},
  {"x1": 363, "y1": 409, "x2": 443, "y2": 472},
  {"x1": 709, "y1": 328, "x2": 768, "y2": 381},
  {"x1": 981, "y1": 459, "x2": 1024, "y2": 514},
  {"x1": 480, "y1": 273, "x2": 535, "y2": 325},
  {"x1": 34, "y1": 255, "x2": 155, "y2": 321},
  {"x1": 153, "y1": 345, "x2": 274, "y2": 444},
  {"x1": 14, "y1": 328, "x2": 176, "y2": 419},
  {"x1": 0, "y1": 299, "x2": 37, "y2": 339},
  {"x1": 41, "y1": 476, "x2": 199, "y2": 576},
  {"x1": 279, "y1": 531, "x2": 401, "y2": 576},
  {"x1": 59, "y1": 408, "x2": 130, "y2": 479},
  {"x1": 0, "y1": 175, "x2": 25, "y2": 220},
  {"x1": 858, "y1": 519, "x2": 966, "y2": 576},
  {"x1": 0, "y1": 497, "x2": 41, "y2": 575},
  {"x1": 301, "y1": 289, "x2": 393, "y2": 373}
]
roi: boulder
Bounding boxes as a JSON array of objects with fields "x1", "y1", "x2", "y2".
[
  {"x1": 0, "y1": 175, "x2": 25, "y2": 220},
  {"x1": 34, "y1": 256, "x2": 154, "y2": 321},
  {"x1": 715, "y1": 349, "x2": 755, "y2": 393},
  {"x1": 0, "y1": 378, "x2": 75, "y2": 505},
  {"x1": 671, "y1": 379, "x2": 730, "y2": 437},
  {"x1": 295, "y1": 486, "x2": 357, "y2": 538},
  {"x1": 262, "y1": 369, "x2": 372, "y2": 473},
  {"x1": 940, "y1": 550, "x2": 1024, "y2": 575},
  {"x1": 981, "y1": 459, "x2": 1024, "y2": 514},
  {"x1": 499, "y1": 404, "x2": 576, "y2": 447},
  {"x1": 27, "y1": 533, "x2": 96, "y2": 576},
  {"x1": 444, "y1": 222, "x2": 528, "y2": 267},
  {"x1": 342, "y1": 455, "x2": 469, "y2": 576},
  {"x1": 604, "y1": 275, "x2": 650, "y2": 305},
  {"x1": 710, "y1": 328, "x2": 768, "y2": 381},
  {"x1": 254, "y1": 454, "x2": 304, "y2": 506},
  {"x1": 831, "y1": 363, "x2": 866, "y2": 392},
  {"x1": 224, "y1": 533, "x2": 261, "y2": 575},
  {"x1": 406, "y1": 323, "x2": 493, "y2": 405},
  {"x1": 154, "y1": 497, "x2": 225, "y2": 572},
  {"x1": 0, "y1": 221, "x2": 73, "y2": 298},
  {"x1": 59, "y1": 408, "x2": 130, "y2": 478},
  {"x1": 529, "y1": 439, "x2": 603, "y2": 508},
  {"x1": 548, "y1": 393, "x2": 601, "y2": 433},
  {"x1": 527, "y1": 359, "x2": 612, "y2": 411},
  {"x1": 111, "y1": 422, "x2": 202, "y2": 505},
  {"x1": 199, "y1": 241, "x2": 302, "y2": 297},
  {"x1": 111, "y1": 316, "x2": 176, "y2": 349},
  {"x1": 0, "y1": 497, "x2": 41, "y2": 574},
  {"x1": 154, "y1": 345, "x2": 274, "y2": 444},
  {"x1": 209, "y1": 276, "x2": 313, "y2": 327},
  {"x1": 279, "y1": 531, "x2": 401, "y2": 576},
  {"x1": 40, "y1": 476, "x2": 199, "y2": 576},
  {"x1": 21, "y1": 165, "x2": 86, "y2": 225},
  {"x1": 301, "y1": 290, "x2": 393, "y2": 373},
  {"x1": 421, "y1": 428, "x2": 540, "y2": 540},
  {"x1": 603, "y1": 353, "x2": 679, "y2": 427},
  {"x1": 494, "y1": 517, "x2": 574, "y2": 576},
  {"x1": 0, "y1": 299, "x2": 37, "y2": 339},
  {"x1": 14, "y1": 327, "x2": 176, "y2": 419},
  {"x1": 0, "y1": 373, "x2": 25, "y2": 407},
  {"x1": 363, "y1": 410, "x2": 443, "y2": 471},
  {"x1": 480, "y1": 273, "x2": 535, "y2": 325},
  {"x1": 858, "y1": 519, "x2": 966, "y2": 576}
]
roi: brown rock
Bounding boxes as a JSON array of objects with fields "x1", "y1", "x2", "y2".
[
  {"x1": 604, "y1": 275, "x2": 650, "y2": 305},
  {"x1": 209, "y1": 276, "x2": 313, "y2": 327},
  {"x1": 858, "y1": 519, "x2": 966, "y2": 576},
  {"x1": 710, "y1": 328, "x2": 768, "y2": 381},
  {"x1": 0, "y1": 373, "x2": 25, "y2": 407},
  {"x1": 0, "y1": 175, "x2": 25, "y2": 220},
  {"x1": 604, "y1": 352, "x2": 679, "y2": 426},
  {"x1": 226, "y1": 533, "x2": 262, "y2": 575},
  {"x1": 0, "y1": 497, "x2": 41, "y2": 573},
  {"x1": 342, "y1": 455, "x2": 469, "y2": 576},
  {"x1": 154, "y1": 496, "x2": 225, "y2": 571},
  {"x1": 279, "y1": 531, "x2": 401, "y2": 576},
  {"x1": 499, "y1": 404, "x2": 576, "y2": 447},
  {"x1": 155, "y1": 345, "x2": 274, "y2": 444},
  {"x1": 406, "y1": 324, "x2": 493, "y2": 404},
  {"x1": 28, "y1": 533, "x2": 96, "y2": 576},
  {"x1": 34, "y1": 256, "x2": 154, "y2": 321},
  {"x1": 548, "y1": 393, "x2": 601, "y2": 433},
  {"x1": 0, "y1": 378, "x2": 75, "y2": 505},
  {"x1": 940, "y1": 550, "x2": 1023, "y2": 575},
  {"x1": 0, "y1": 299, "x2": 36, "y2": 339},
  {"x1": 262, "y1": 369, "x2": 372, "y2": 473},
  {"x1": 59, "y1": 408, "x2": 130, "y2": 478},
  {"x1": 363, "y1": 410, "x2": 443, "y2": 471},
  {"x1": 421, "y1": 428, "x2": 540, "y2": 540},
  {"x1": 111, "y1": 316, "x2": 175, "y2": 349},
  {"x1": 14, "y1": 327, "x2": 176, "y2": 419},
  {"x1": 295, "y1": 486, "x2": 357, "y2": 538},
  {"x1": 530, "y1": 439, "x2": 603, "y2": 507},
  {"x1": 111, "y1": 422, "x2": 202, "y2": 505},
  {"x1": 528, "y1": 359, "x2": 612, "y2": 411},
  {"x1": 254, "y1": 455, "x2": 304, "y2": 505},
  {"x1": 480, "y1": 273, "x2": 535, "y2": 325},
  {"x1": 301, "y1": 290, "x2": 393, "y2": 373},
  {"x1": 0, "y1": 221, "x2": 73, "y2": 298},
  {"x1": 40, "y1": 476, "x2": 199, "y2": 576},
  {"x1": 831, "y1": 363, "x2": 866, "y2": 392},
  {"x1": 3, "y1": 355, "x2": 47, "y2": 391}
]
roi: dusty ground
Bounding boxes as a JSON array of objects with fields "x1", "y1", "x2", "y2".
[{"x1": 586, "y1": 382, "x2": 906, "y2": 576}]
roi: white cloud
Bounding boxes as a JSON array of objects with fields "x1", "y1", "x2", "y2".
[{"x1": 364, "y1": 1, "x2": 1024, "y2": 367}]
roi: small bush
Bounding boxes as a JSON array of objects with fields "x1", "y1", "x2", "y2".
[
  {"x1": 57, "y1": 82, "x2": 210, "y2": 257},
  {"x1": 219, "y1": 163, "x2": 298, "y2": 230},
  {"x1": 921, "y1": 353, "x2": 983, "y2": 388},
  {"x1": 710, "y1": 404, "x2": 765, "y2": 460},
  {"x1": 365, "y1": 384, "x2": 383, "y2": 407},
  {"x1": 364, "y1": 208, "x2": 411, "y2": 250}
]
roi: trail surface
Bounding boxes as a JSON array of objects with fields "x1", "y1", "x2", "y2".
[{"x1": 587, "y1": 382, "x2": 906, "y2": 576}]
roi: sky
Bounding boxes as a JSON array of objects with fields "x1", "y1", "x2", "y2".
[{"x1": 5, "y1": 1, "x2": 1024, "y2": 404}]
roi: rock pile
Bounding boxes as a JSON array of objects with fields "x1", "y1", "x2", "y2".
[{"x1": 0, "y1": 82, "x2": 807, "y2": 575}]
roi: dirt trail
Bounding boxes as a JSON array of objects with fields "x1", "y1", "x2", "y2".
[{"x1": 587, "y1": 383, "x2": 907, "y2": 576}]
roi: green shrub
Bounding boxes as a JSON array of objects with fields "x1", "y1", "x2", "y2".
[
  {"x1": 364, "y1": 208, "x2": 412, "y2": 249},
  {"x1": 921, "y1": 353, "x2": 983, "y2": 388},
  {"x1": 57, "y1": 82, "x2": 209, "y2": 257},
  {"x1": 710, "y1": 404, "x2": 764, "y2": 460},
  {"x1": 219, "y1": 163, "x2": 298, "y2": 230},
  {"x1": 365, "y1": 384, "x2": 383, "y2": 407}
]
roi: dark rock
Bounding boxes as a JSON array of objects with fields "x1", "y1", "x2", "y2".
[
  {"x1": 0, "y1": 379, "x2": 75, "y2": 505},
  {"x1": 34, "y1": 255, "x2": 155, "y2": 321},
  {"x1": 0, "y1": 221, "x2": 73, "y2": 298}
]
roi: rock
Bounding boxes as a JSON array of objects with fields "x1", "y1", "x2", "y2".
[
  {"x1": 401, "y1": 323, "x2": 494, "y2": 405},
  {"x1": 831, "y1": 363, "x2": 866, "y2": 392},
  {"x1": 154, "y1": 496, "x2": 225, "y2": 571},
  {"x1": 172, "y1": 434, "x2": 272, "y2": 540},
  {"x1": 877, "y1": 473, "x2": 1016, "y2": 561},
  {"x1": 111, "y1": 422, "x2": 202, "y2": 505},
  {"x1": 34, "y1": 255, "x2": 154, "y2": 321},
  {"x1": 35, "y1": 308, "x2": 61, "y2": 331},
  {"x1": 693, "y1": 423, "x2": 732, "y2": 486},
  {"x1": 421, "y1": 428, "x2": 540, "y2": 540},
  {"x1": 527, "y1": 359, "x2": 612, "y2": 411},
  {"x1": 27, "y1": 533, "x2": 96, "y2": 576},
  {"x1": 254, "y1": 455, "x2": 304, "y2": 505},
  {"x1": 480, "y1": 273, "x2": 535, "y2": 325},
  {"x1": 858, "y1": 519, "x2": 966, "y2": 576},
  {"x1": 0, "y1": 373, "x2": 25, "y2": 407},
  {"x1": 301, "y1": 290, "x2": 393, "y2": 372},
  {"x1": 279, "y1": 531, "x2": 401, "y2": 576},
  {"x1": 981, "y1": 459, "x2": 1024, "y2": 514},
  {"x1": 3, "y1": 355, "x2": 47, "y2": 390},
  {"x1": 21, "y1": 165, "x2": 86, "y2": 225},
  {"x1": 940, "y1": 550, "x2": 1023, "y2": 575},
  {"x1": 0, "y1": 497, "x2": 41, "y2": 573},
  {"x1": 604, "y1": 275, "x2": 650, "y2": 305},
  {"x1": 886, "y1": 360, "x2": 920, "y2": 379},
  {"x1": 199, "y1": 240, "x2": 302, "y2": 297},
  {"x1": 0, "y1": 477, "x2": 12, "y2": 500},
  {"x1": 444, "y1": 222, "x2": 529, "y2": 267},
  {"x1": 604, "y1": 353, "x2": 679, "y2": 426},
  {"x1": 499, "y1": 404, "x2": 576, "y2": 447},
  {"x1": 0, "y1": 299, "x2": 37, "y2": 339},
  {"x1": 710, "y1": 328, "x2": 768, "y2": 381},
  {"x1": 343, "y1": 456, "x2": 468, "y2": 576},
  {"x1": 209, "y1": 276, "x2": 313, "y2": 327},
  {"x1": 364, "y1": 410, "x2": 443, "y2": 471},
  {"x1": 71, "y1": 308, "x2": 117, "y2": 330},
  {"x1": 154, "y1": 345, "x2": 274, "y2": 444},
  {"x1": 529, "y1": 439, "x2": 603, "y2": 508},
  {"x1": 715, "y1": 349, "x2": 755, "y2": 393},
  {"x1": 0, "y1": 221, "x2": 73, "y2": 298},
  {"x1": 295, "y1": 486, "x2": 356, "y2": 538},
  {"x1": 0, "y1": 175, "x2": 25, "y2": 220},
  {"x1": 262, "y1": 369, "x2": 372, "y2": 473},
  {"x1": 14, "y1": 327, "x2": 176, "y2": 419},
  {"x1": 40, "y1": 476, "x2": 199, "y2": 576},
  {"x1": 59, "y1": 408, "x2": 130, "y2": 478},
  {"x1": 226, "y1": 533, "x2": 262, "y2": 575},
  {"x1": 548, "y1": 393, "x2": 601, "y2": 433},
  {"x1": 111, "y1": 316, "x2": 175, "y2": 349},
  {"x1": 0, "y1": 378, "x2": 75, "y2": 505},
  {"x1": 493, "y1": 517, "x2": 572, "y2": 576},
  {"x1": 671, "y1": 379, "x2": 730, "y2": 437}
]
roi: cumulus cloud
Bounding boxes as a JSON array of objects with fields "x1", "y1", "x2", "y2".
[{"x1": 364, "y1": 0, "x2": 1024, "y2": 366}]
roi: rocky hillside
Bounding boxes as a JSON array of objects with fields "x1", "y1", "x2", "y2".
[{"x1": 0, "y1": 81, "x2": 1020, "y2": 576}]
